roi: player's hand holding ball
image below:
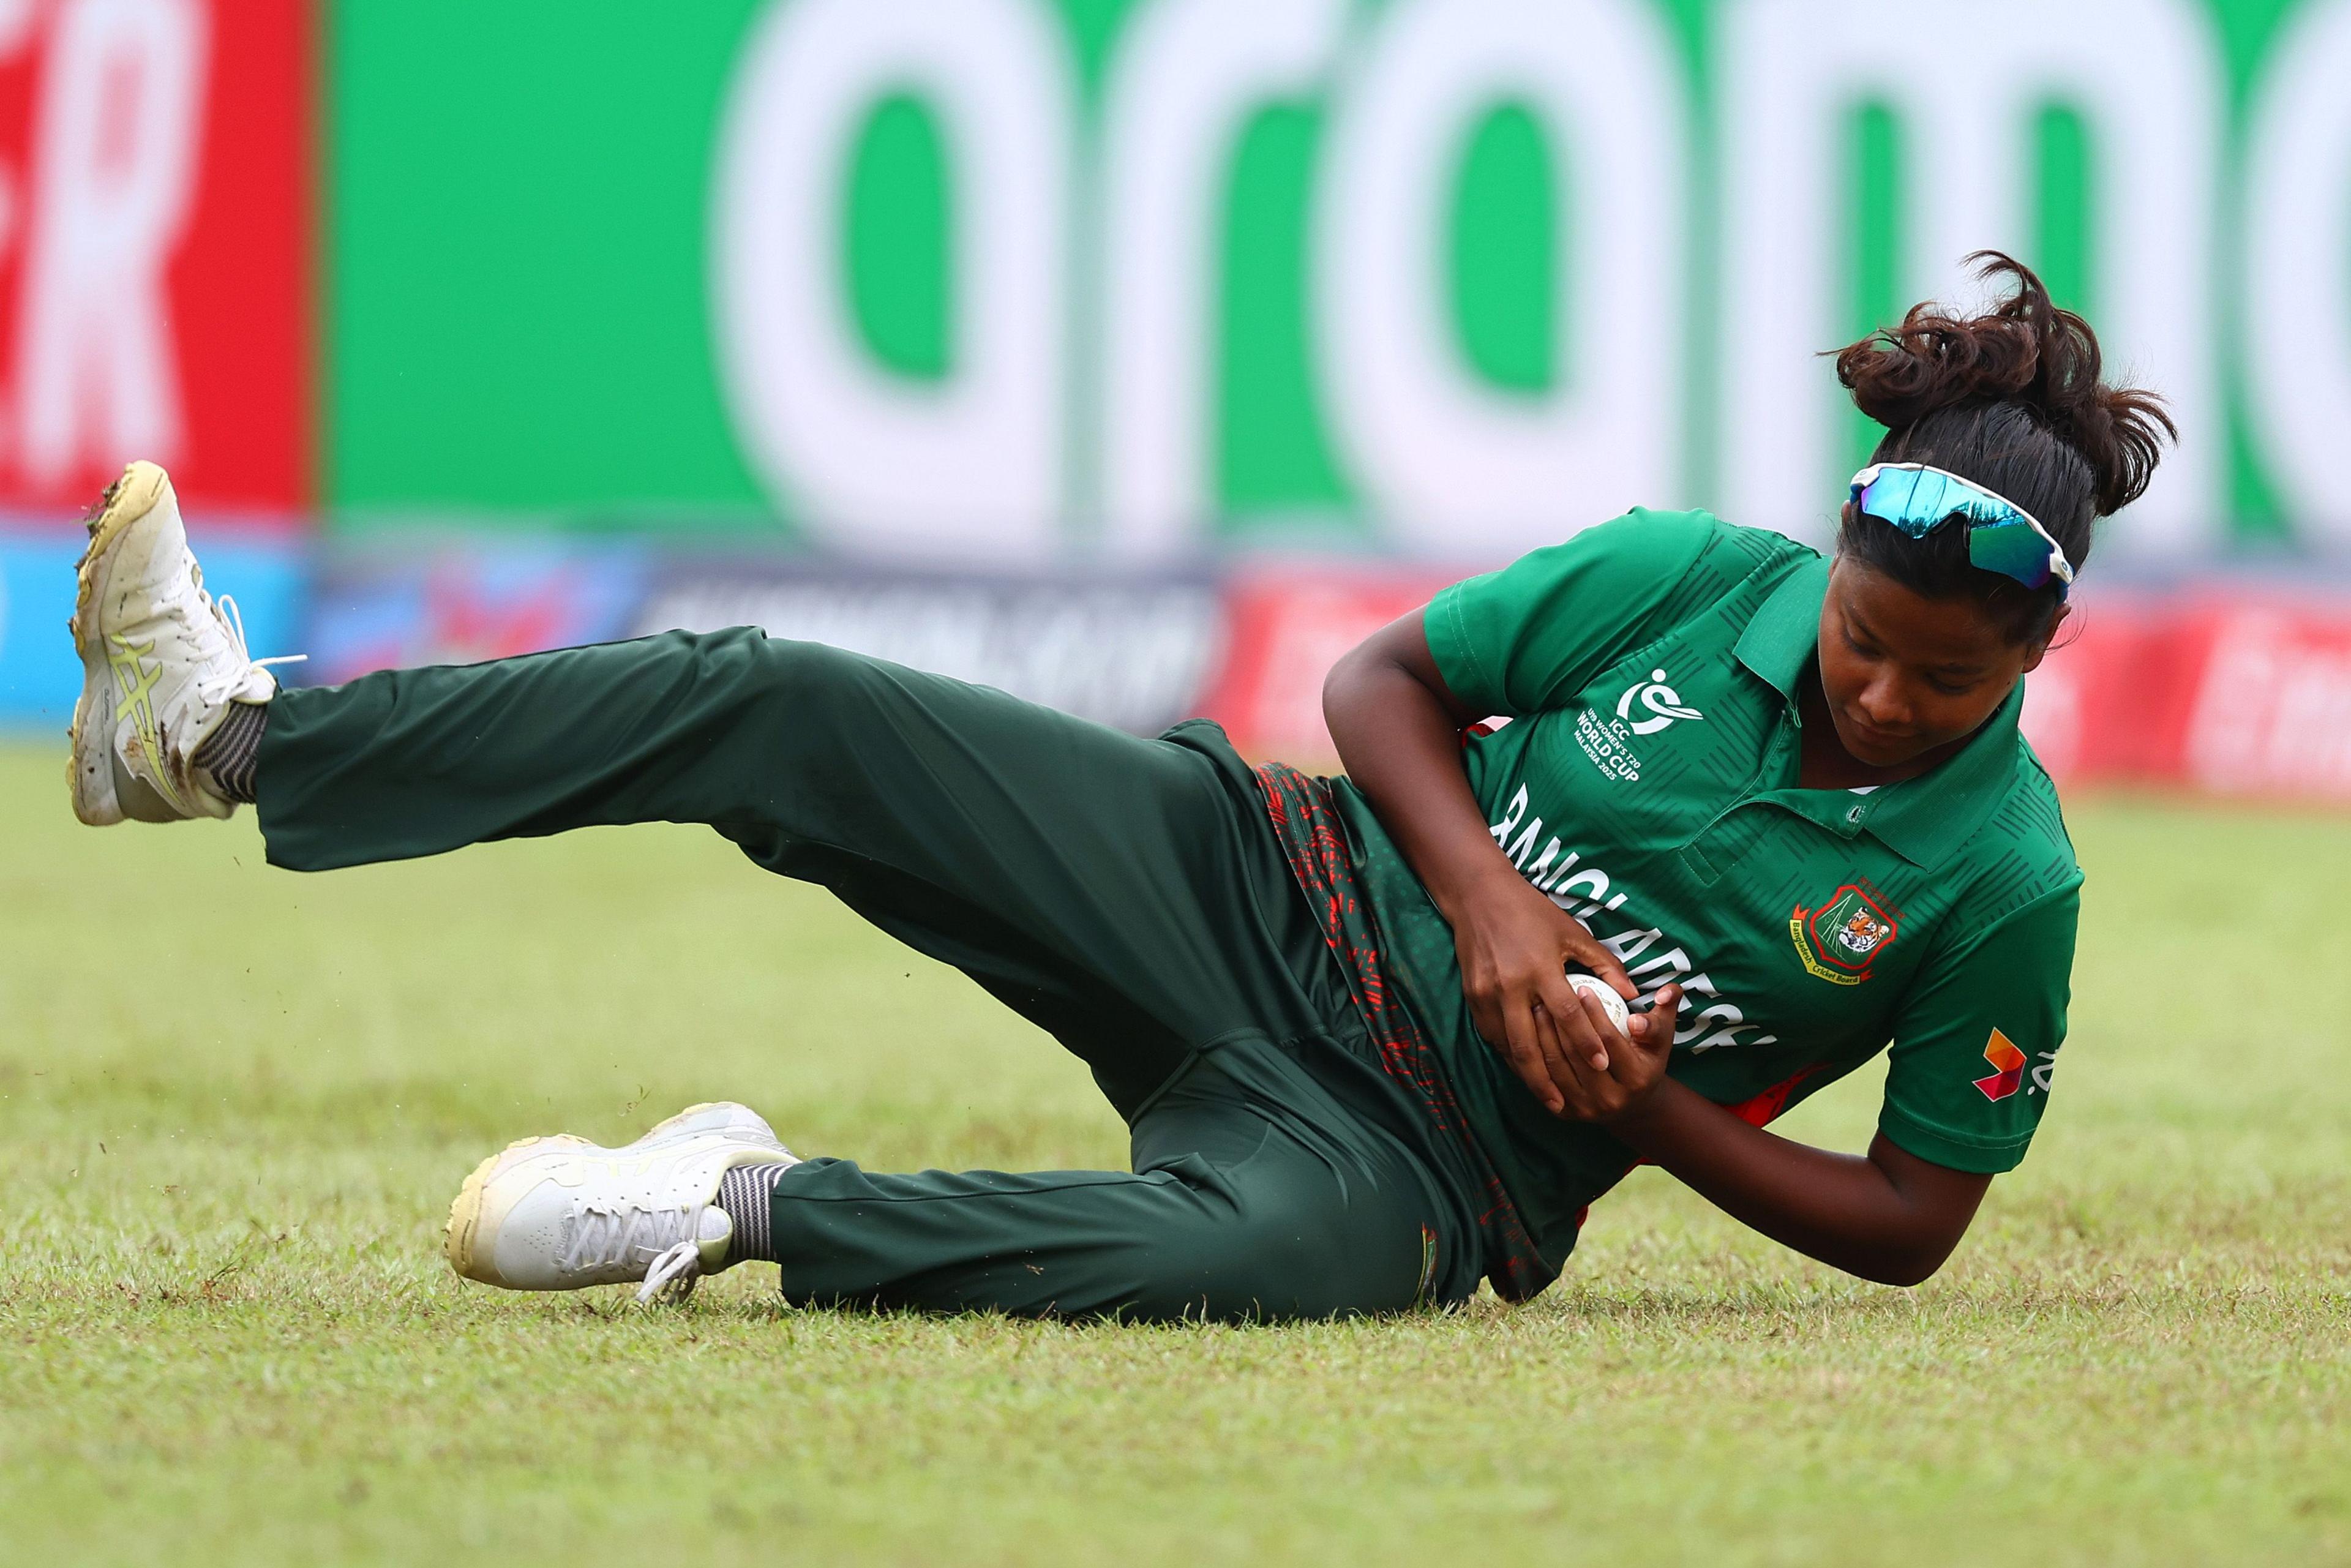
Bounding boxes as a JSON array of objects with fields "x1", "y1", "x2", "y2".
[
  {"x1": 1551, "y1": 977, "x2": 1682, "y2": 1127},
  {"x1": 1449, "y1": 869, "x2": 1641, "y2": 1117},
  {"x1": 1563, "y1": 971, "x2": 1630, "y2": 1037}
]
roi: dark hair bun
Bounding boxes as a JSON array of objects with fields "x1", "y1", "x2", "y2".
[{"x1": 1834, "y1": 251, "x2": 2175, "y2": 518}]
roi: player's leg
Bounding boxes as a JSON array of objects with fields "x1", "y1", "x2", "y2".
[
  {"x1": 69, "y1": 462, "x2": 1334, "y2": 1103},
  {"x1": 445, "y1": 1046, "x2": 1481, "y2": 1321},
  {"x1": 751, "y1": 1041, "x2": 1476, "y2": 1319},
  {"x1": 249, "y1": 621, "x2": 1321, "y2": 1111}
]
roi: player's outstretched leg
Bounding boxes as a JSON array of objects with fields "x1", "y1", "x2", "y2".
[
  {"x1": 444, "y1": 1101, "x2": 798, "y2": 1304},
  {"x1": 442, "y1": 1049, "x2": 1472, "y2": 1323},
  {"x1": 67, "y1": 461, "x2": 298, "y2": 825}
]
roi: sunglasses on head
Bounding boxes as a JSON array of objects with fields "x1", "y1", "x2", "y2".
[{"x1": 1848, "y1": 462, "x2": 2076, "y2": 597}]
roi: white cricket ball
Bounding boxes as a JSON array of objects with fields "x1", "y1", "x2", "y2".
[{"x1": 1565, "y1": 972, "x2": 1631, "y2": 1038}]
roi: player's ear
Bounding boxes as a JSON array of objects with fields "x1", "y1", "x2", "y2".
[{"x1": 2016, "y1": 603, "x2": 2069, "y2": 675}]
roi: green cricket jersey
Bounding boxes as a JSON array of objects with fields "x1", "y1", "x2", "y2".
[{"x1": 1331, "y1": 509, "x2": 2082, "y2": 1267}]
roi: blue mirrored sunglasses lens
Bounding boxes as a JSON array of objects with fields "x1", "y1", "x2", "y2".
[
  {"x1": 1859, "y1": 469, "x2": 2018, "y2": 532},
  {"x1": 1965, "y1": 519, "x2": 2058, "y2": 589},
  {"x1": 1853, "y1": 470, "x2": 1942, "y2": 538}
]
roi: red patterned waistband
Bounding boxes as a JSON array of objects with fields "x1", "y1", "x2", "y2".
[{"x1": 1252, "y1": 760, "x2": 1554, "y2": 1302}]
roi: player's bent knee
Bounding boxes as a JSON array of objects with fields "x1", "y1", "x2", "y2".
[
  {"x1": 740, "y1": 633, "x2": 844, "y2": 697},
  {"x1": 714, "y1": 635, "x2": 884, "y2": 737}
]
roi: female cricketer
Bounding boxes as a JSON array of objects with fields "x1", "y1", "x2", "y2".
[{"x1": 65, "y1": 254, "x2": 2172, "y2": 1319}]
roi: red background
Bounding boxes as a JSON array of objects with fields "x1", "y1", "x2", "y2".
[{"x1": 0, "y1": 0, "x2": 311, "y2": 521}]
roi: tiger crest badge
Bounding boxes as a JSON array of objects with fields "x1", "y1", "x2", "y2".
[{"x1": 1789, "y1": 884, "x2": 1899, "y2": 985}]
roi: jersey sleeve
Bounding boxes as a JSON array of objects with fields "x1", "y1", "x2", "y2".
[
  {"x1": 1876, "y1": 884, "x2": 2080, "y2": 1174},
  {"x1": 1423, "y1": 509, "x2": 1718, "y2": 718}
]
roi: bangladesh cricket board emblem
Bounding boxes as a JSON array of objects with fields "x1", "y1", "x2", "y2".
[{"x1": 1788, "y1": 884, "x2": 1899, "y2": 985}]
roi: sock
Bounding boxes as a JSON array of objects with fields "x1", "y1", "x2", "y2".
[
  {"x1": 718, "y1": 1163, "x2": 797, "y2": 1266},
  {"x1": 193, "y1": 700, "x2": 268, "y2": 803}
]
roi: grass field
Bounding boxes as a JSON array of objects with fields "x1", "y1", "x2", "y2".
[{"x1": 1, "y1": 742, "x2": 2347, "y2": 1566}]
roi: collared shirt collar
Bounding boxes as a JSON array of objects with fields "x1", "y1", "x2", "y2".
[
  {"x1": 1733, "y1": 555, "x2": 1831, "y2": 697},
  {"x1": 1734, "y1": 553, "x2": 2030, "y2": 871}
]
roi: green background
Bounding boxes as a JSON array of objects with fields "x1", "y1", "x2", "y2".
[{"x1": 324, "y1": 0, "x2": 2305, "y2": 542}]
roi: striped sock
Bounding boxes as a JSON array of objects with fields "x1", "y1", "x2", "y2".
[
  {"x1": 193, "y1": 700, "x2": 268, "y2": 804},
  {"x1": 718, "y1": 1163, "x2": 797, "y2": 1266}
]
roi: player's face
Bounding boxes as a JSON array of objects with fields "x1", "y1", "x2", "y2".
[{"x1": 1816, "y1": 558, "x2": 2058, "y2": 768}]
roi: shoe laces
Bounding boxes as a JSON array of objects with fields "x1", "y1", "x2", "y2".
[
  {"x1": 639, "y1": 1241, "x2": 706, "y2": 1305},
  {"x1": 558, "y1": 1201, "x2": 708, "y2": 1304},
  {"x1": 190, "y1": 580, "x2": 306, "y2": 705}
]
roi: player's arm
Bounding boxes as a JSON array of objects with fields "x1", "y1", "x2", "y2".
[
  {"x1": 1324, "y1": 612, "x2": 1637, "y2": 1111},
  {"x1": 1560, "y1": 1000, "x2": 1990, "y2": 1286},
  {"x1": 1553, "y1": 887, "x2": 2075, "y2": 1284}
]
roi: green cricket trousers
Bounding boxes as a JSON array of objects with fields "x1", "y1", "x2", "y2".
[{"x1": 255, "y1": 628, "x2": 1487, "y2": 1321}]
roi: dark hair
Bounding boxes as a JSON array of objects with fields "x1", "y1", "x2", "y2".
[{"x1": 1833, "y1": 251, "x2": 2176, "y2": 642}]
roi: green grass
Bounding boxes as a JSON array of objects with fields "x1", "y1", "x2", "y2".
[{"x1": 1, "y1": 742, "x2": 2346, "y2": 1566}]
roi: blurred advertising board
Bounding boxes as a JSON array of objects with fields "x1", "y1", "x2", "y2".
[
  {"x1": 633, "y1": 558, "x2": 1225, "y2": 734},
  {"x1": 330, "y1": 0, "x2": 2347, "y2": 565},
  {"x1": 300, "y1": 544, "x2": 1223, "y2": 735},
  {"x1": 1197, "y1": 565, "x2": 1455, "y2": 762},
  {"x1": 2177, "y1": 609, "x2": 2351, "y2": 798},
  {"x1": 2, "y1": 2, "x2": 2345, "y2": 573},
  {"x1": 2023, "y1": 593, "x2": 2351, "y2": 802},
  {"x1": 304, "y1": 544, "x2": 648, "y2": 686},
  {"x1": 0, "y1": 527, "x2": 304, "y2": 725},
  {"x1": 0, "y1": 0, "x2": 312, "y2": 522}
]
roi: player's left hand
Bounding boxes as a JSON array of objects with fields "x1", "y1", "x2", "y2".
[{"x1": 1548, "y1": 983, "x2": 1682, "y2": 1123}]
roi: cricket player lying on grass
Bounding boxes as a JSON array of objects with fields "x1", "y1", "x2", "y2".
[{"x1": 65, "y1": 255, "x2": 2172, "y2": 1321}]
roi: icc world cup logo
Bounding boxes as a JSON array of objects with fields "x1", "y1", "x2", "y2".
[{"x1": 1614, "y1": 669, "x2": 1704, "y2": 737}]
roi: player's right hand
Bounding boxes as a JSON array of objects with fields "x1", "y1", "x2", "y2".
[{"x1": 1449, "y1": 869, "x2": 1638, "y2": 1116}]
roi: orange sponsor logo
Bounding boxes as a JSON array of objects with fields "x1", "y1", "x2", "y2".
[{"x1": 1973, "y1": 1029, "x2": 2027, "y2": 1101}]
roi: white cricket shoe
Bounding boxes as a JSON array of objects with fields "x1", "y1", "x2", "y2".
[
  {"x1": 444, "y1": 1101, "x2": 799, "y2": 1304},
  {"x1": 66, "y1": 460, "x2": 302, "y2": 825}
]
